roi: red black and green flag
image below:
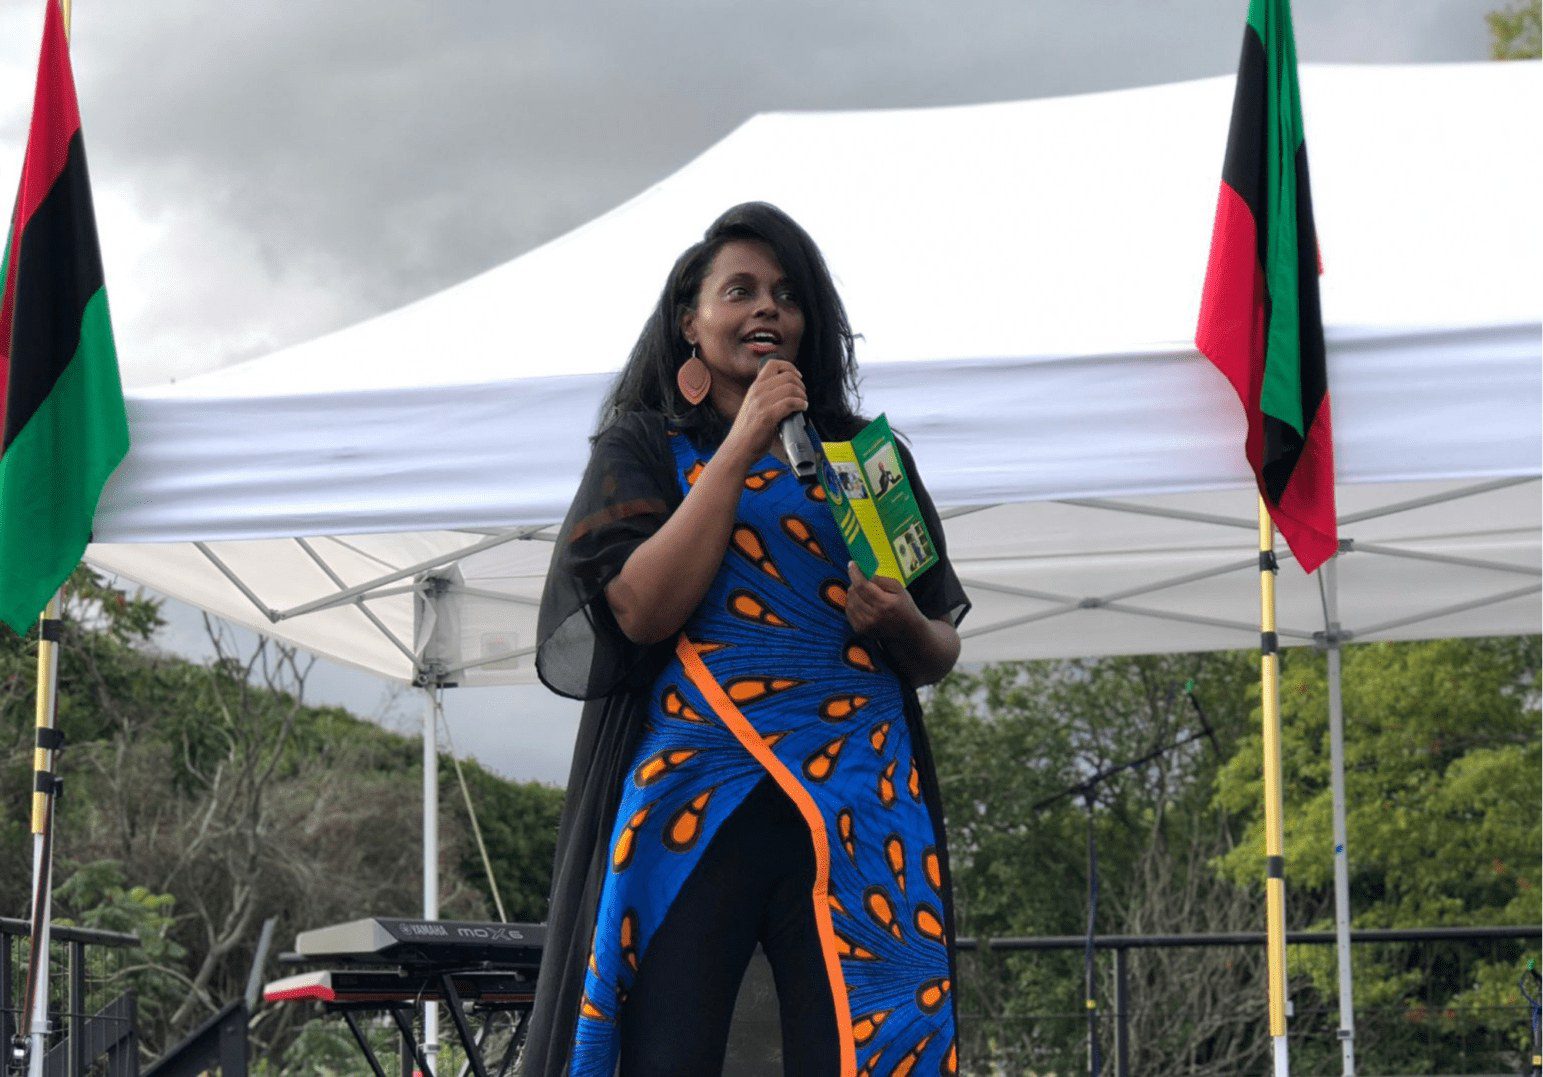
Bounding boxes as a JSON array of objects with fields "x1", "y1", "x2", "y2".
[
  {"x1": 0, "y1": 0, "x2": 128, "y2": 633},
  {"x1": 1197, "y1": 0, "x2": 1337, "y2": 573}
]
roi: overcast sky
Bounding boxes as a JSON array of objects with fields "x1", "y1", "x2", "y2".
[{"x1": 0, "y1": 0, "x2": 1505, "y2": 785}]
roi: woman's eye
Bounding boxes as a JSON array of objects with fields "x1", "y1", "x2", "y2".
[
  {"x1": 726, "y1": 285, "x2": 749, "y2": 298},
  {"x1": 778, "y1": 290, "x2": 798, "y2": 305}
]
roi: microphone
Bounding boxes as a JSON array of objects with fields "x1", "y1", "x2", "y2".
[{"x1": 760, "y1": 356, "x2": 821, "y2": 483}]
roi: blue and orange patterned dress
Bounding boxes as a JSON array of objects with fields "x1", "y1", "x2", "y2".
[{"x1": 567, "y1": 430, "x2": 958, "y2": 1077}]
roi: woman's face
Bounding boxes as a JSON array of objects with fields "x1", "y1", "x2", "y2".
[{"x1": 680, "y1": 238, "x2": 805, "y2": 392}]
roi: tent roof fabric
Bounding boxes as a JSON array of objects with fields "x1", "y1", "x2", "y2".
[{"x1": 87, "y1": 63, "x2": 1541, "y2": 684}]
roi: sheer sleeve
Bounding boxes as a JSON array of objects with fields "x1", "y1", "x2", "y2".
[
  {"x1": 536, "y1": 412, "x2": 682, "y2": 700},
  {"x1": 897, "y1": 440, "x2": 971, "y2": 628}
]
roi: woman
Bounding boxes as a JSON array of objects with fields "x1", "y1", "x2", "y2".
[{"x1": 527, "y1": 202, "x2": 969, "y2": 1076}]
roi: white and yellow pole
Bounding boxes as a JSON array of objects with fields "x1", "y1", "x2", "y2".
[
  {"x1": 1258, "y1": 498, "x2": 1290, "y2": 1075},
  {"x1": 14, "y1": 592, "x2": 65, "y2": 1077}
]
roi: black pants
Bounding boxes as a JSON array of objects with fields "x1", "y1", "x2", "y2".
[{"x1": 617, "y1": 776, "x2": 840, "y2": 1076}]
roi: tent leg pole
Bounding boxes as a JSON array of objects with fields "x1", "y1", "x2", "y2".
[
  {"x1": 423, "y1": 686, "x2": 441, "y2": 1074},
  {"x1": 1323, "y1": 557, "x2": 1356, "y2": 1075}
]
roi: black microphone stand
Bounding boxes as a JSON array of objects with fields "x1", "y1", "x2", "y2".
[{"x1": 1029, "y1": 682, "x2": 1222, "y2": 1077}]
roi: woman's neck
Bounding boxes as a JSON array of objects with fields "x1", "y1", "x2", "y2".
[{"x1": 708, "y1": 378, "x2": 750, "y2": 424}]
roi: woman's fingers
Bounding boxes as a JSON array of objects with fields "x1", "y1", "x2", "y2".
[{"x1": 846, "y1": 561, "x2": 915, "y2": 636}]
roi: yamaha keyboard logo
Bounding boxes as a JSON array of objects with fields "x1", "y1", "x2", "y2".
[{"x1": 399, "y1": 922, "x2": 449, "y2": 937}]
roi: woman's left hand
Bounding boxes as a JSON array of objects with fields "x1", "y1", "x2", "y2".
[{"x1": 845, "y1": 561, "x2": 923, "y2": 639}]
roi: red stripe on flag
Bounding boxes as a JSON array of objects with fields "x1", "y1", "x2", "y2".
[
  {"x1": 1196, "y1": 180, "x2": 1267, "y2": 467},
  {"x1": 1274, "y1": 395, "x2": 1338, "y2": 571},
  {"x1": 13, "y1": 3, "x2": 80, "y2": 232},
  {"x1": 0, "y1": 0, "x2": 84, "y2": 437}
]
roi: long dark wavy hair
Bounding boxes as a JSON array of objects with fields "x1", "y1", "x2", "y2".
[{"x1": 598, "y1": 202, "x2": 863, "y2": 442}]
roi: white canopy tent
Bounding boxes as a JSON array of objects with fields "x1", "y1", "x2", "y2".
[
  {"x1": 89, "y1": 62, "x2": 1539, "y2": 685},
  {"x1": 84, "y1": 62, "x2": 1538, "y2": 1070}
]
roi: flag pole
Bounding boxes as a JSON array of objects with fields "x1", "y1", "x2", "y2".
[
  {"x1": 1258, "y1": 497, "x2": 1290, "y2": 1075},
  {"x1": 8, "y1": 591, "x2": 65, "y2": 1077}
]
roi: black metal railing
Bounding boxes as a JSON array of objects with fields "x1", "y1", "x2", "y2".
[
  {"x1": 1, "y1": 917, "x2": 141, "y2": 1076},
  {"x1": 953, "y1": 925, "x2": 1541, "y2": 1077}
]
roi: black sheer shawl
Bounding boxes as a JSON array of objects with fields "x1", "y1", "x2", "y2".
[{"x1": 523, "y1": 409, "x2": 969, "y2": 1075}]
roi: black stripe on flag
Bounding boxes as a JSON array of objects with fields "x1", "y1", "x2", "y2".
[{"x1": 4, "y1": 131, "x2": 106, "y2": 450}]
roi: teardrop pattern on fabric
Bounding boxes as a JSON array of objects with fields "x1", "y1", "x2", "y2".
[
  {"x1": 941, "y1": 1039, "x2": 958, "y2": 1074},
  {"x1": 923, "y1": 846, "x2": 942, "y2": 891},
  {"x1": 819, "y1": 694, "x2": 869, "y2": 722},
  {"x1": 634, "y1": 748, "x2": 698, "y2": 787},
  {"x1": 612, "y1": 804, "x2": 650, "y2": 872},
  {"x1": 844, "y1": 641, "x2": 879, "y2": 672},
  {"x1": 728, "y1": 589, "x2": 793, "y2": 628},
  {"x1": 833, "y1": 928, "x2": 880, "y2": 962},
  {"x1": 730, "y1": 524, "x2": 785, "y2": 582},
  {"x1": 869, "y1": 720, "x2": 891, "y2": 753},
  {"x1": 879, "y1": 759, "x2": 898, "y2": 808},
  {"x1": 838, "y1": 808, "x2": 857, "y2": 862},
  {"x1": 852, "y1": 1009, "x2": 891, "y2": 1047},
  {"x1": 863, "y1": 884, "x2": 903, "y2": 941},
  {"x1": 580, "y1": 994, "x2": 609, "y2": 1022},
  {"x1": 915, "y1": 977, "x2": 951, "y2": 1015},
  {"x1": 828, "y1": 891, "x2": 849, "y2": 917},
  {"x1": 744, "y1": 466, "x2": 785, "y2": 491},
  {"x1": 891, "y1": 1031, "x2": 936, "y2": 1077},
  {"x1": 908, "y1": 757, "x2": 922, "y2": 800},
  {"x1": 781, "y1": 514, "x2": 831, "y2": 561},
  {"x1": 819, "y1": 579, "x2": 849, "y2": 613},
  {"x1": 761, "y1": 730, "x2": 789, "y2": 750},
  {"x1": 884, "y1": 834, "x2": 907, "y2": 895},
  {"x1": 725, "y1": 675, "x2": 804, "y2": 706},
  {"x1": 619, "y1": 909, "x2": 640, "y2": 973},
  {"x1": 689, "y1": 639, "x2": 731, "y2": 656},
  {"x1": 660, "y1": 686, "x2": 707, "y2": 723},
  {"x1": 684, "y1": 460, "x2": 705, "y2": 486},
  {"x1": 914, "y1": 903, "x2": 945, "y2": 944},
  {"x1": 662, "y1": 787, "x2": 715, "y2": 852},
  {"x1": 803, "y1": 734, "x2": 848, "y2": 782},
  {"x1": 805, "y1": 481, "x2": 827, "y2": 502}
]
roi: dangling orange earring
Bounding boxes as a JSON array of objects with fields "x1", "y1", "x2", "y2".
[{"x1": 677, "y1": 345, "x2": 711, "y2": 406}]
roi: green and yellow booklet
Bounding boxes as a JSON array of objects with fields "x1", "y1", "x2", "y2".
[{"x1": 818, "y1": 414, "x2": 938, "y2": 585}]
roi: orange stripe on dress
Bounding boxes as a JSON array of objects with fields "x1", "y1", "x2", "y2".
[{"x1": 675, "y1": 636, "x2": 858, "y2": 1077}]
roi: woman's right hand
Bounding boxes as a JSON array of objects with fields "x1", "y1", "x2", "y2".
[{"x1": 721, "y1": 360, "x2": 808, "y2": 466}]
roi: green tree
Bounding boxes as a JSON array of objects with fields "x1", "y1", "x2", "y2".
[
  {"x1": 1488, "y1": 0, "x2": 1542, "y2": 58},
  {"x1": 1213, "y1": 637, "x2": 1541, "y2": 1072},
  {"x1": 927, "y1": 650, "x2": 1271, "y2": 1074},
  {"x1": 3, "y1": 570, "x2": 564, "y2": 1067}
]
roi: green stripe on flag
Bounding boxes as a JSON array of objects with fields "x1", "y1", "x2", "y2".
[
  {"x1": 1248, "y1": 0, "x2": 1308, "y2": 438},
  {"x1": 0, "y1": 288, "x2": 127, "y2": 633}
]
